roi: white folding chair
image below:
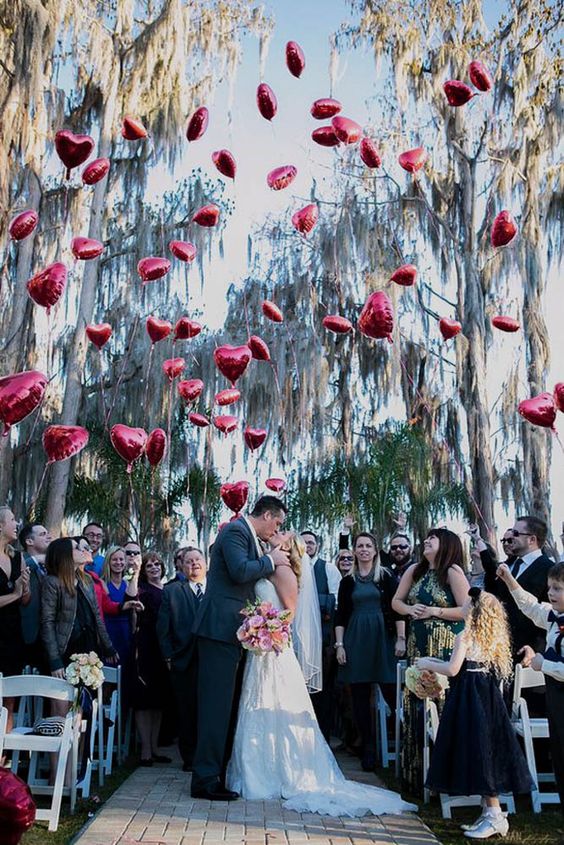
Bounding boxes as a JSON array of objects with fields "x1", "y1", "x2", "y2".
[
  {"x1": 394, "y1": 660, "x2": 407, "y2": 778},
  {"x1": 512, "y1": 665, "x2": 558, "y2": 812},
  {"x1": 100, "y1": 665, "x2": 120, "y2": 775},
  {"x1": 0, "y1": 706, "x2": 7, "y2": 757},
  {"x1": 374, "y1": 686, "x2": 392, "y2": 768},
  {"x1": 0, "y1": 674, "x2": 79, "y2": 832}
]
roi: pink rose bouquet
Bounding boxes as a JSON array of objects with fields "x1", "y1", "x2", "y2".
[{"x1": 236, "y1": 599, "x2": 292, "y2": 655}]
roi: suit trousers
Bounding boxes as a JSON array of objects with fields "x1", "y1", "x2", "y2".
[
  {"x1": 170, "y1": 657, "x2": 198, "y2": 766},
  {"x1": 546, "y1": 677, "x2": 564, "y2": 812}
]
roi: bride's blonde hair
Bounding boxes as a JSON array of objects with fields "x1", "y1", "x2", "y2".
[
  {"x1": 462, "y1": 590, "x2": 513, "y2": 681},
  {"x1": 285, "y1": 534, "x2": 303, "y2": 584}
]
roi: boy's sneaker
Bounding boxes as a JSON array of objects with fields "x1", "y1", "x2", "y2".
[{"x1": 464, "y1": 813, "x2": 509, "y2": 839}]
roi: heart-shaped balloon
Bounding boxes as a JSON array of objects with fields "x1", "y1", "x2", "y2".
[
  {"x1": 82, "y1": 157, "x2": 110, "y2": 185},
  {"x1": 311, "y1": 126, "x2": 340, "y2": 147},
  {"x1": 169, "y1": 240, "x2": 197, "y2": 262},
  {"x1": 212, "y1": 149, "x2": 237, "y2": 180},
  {"x1": 468, "y1": 60, "x2": 493, "y2": 92},
  {"x1": 54, "y1": 130, "x2": 94, "y2": 177},
  {"x1": 214, "y1": 345, "x2": 252, "y2": 385},
  {"x1": 86, "y1": 323, "x2": 112, "y2": 349},
  {"x1": 221, "y1": 481, "x2": 249, "y2": 513},
  {"x1": 27, "y1": 262, "x2": 67, "y2": 313},
  {"x1": 121, "y1": 116, "x2": 147, "y2": 140},
  {"x1": 492, "y1": 316, "x2": 520, "y2": 333},
  {"x1": 310, "y1": 98, "x2": 342, "y2": 119},
  {"x1": 192, "y1": 204, "x2": 220, "y2": 227},
  {"x1": 265, "y1": 477, "x2": 286, "y2": 493},
  {"x1": 178, "y1": 379, "x2": 204, "y2": 402},
  {"x1": 213, "y1": 415, "x2": 238, "y2": 434},
  {"x1": 285, "y1": 41, "x2": 305, "y2": 78},
  {"x1": 554, "y1": 383, "x2": 564, "y2": 413},
  {"x1": 244, "y1": 426, "x2": 267, "y2": 450},
  {"x1": 42, "y1": 425, "x2": 89, "y2": 463},
  {"x1": 359, "y1": 138, "x2": 381, "y2": 168},
  {"x1": 257, "y1": 83, "x2": 277, "y2": 121},
  {"x1": 163, "y1": 358, "x2": 185, "y2": 380},
  {"x1": 439, "y1": 317, "x2": 462, "y2": 340},
  {"x1": 186, "y1": 106, "x2": 209, "y2": 142},
  {"x1": 248, "y1": 335, "x2": 271, "y2": 361},
  {"x1": 491, "y1": 211, "x2": 517, "y2": 248},
  {"x1": 331, "y1": 116, "x2": 362, "y2": 145},
  {"x1": 110, "y1": 424, "x2": 148, "y2": 472},
  {"x1": 358, "y1": 291, "x2": 394, "y2": 342},
  {"x1": 443, "y1": 80, "x2": 475, "y2": 106},
  {"x1": 138, "y1": 257, "x2": 171, "y2": 283},
  {"x1": 174, "y1": 317, "x2": 202, "y2": 340},
  {"x1": 518, "y1": 393, "x2": 556, "y2": 430},
  {"x1": 71, "y1": 237, "x2": 104, "y2": 260},
  {"x1": 390, "y1": 264, "x2": 417, "y2": 286},
  {"x1": 322, "y1": 315, "x2": 353, "y2": 334},
  {"x1": 267, "y1": 165, "x2": 297, "y2": 191},
  {"x1": 215, "y1": 388, "x2": 241, "y2": 406},
  {"x1": 262, "y1": 301, "x2": 284, "y2": 323},
  {"x1": 0, "y1": 767, "x2": 37, "y2": 831},
  {"x1": 0, "y1": 370, "x2": 48, "y2": 435},
  {"x1": 189, "y1": 412, "x2": 210, "y2": 427},
  {"x1": 146, "y1": 428, "x2": 167, "y2": 466},
  {"x1": 398, "y1": 147, "x2": 427, "y2": 173},
  {"x1": 292, "y1": 203, "x2": 318, "y2": 235},
  {"x1": 146, "y1": 316, "x2": 172, "y2": 344},
  {"x1": 9, "y1": 210, "x2": 38, "y2": 241}
]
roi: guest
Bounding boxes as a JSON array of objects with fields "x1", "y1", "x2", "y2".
[
  {"x1": 335, "y1": 532, "x2": 404, "y2": 771},
  {"x1": 102, "y1": 545, "x2": 139, "y2": 666},
  {"x1": 335, "y1": 549, "x2": 354, "y2": 577},
  {"x1": 392, "y1": 527, "x2": 468, "y2": 793},
  {"x1": 417, "y1": 588, "x2": 532, "y2": 839},
  {"x1": 83, "y1": 522, "x2": 105, "y2": 576},
  {"x1": 0, "y1": 506, "x2": 28, "y2": 732},
  {"x1": 133, "y1": 552, "x2": 171, "y2": 766},
  {"x1": 169, "y1": 547, "x2": 189, "y2": 582},
  {"x1": 83, "y1": 538, "x2": 143, "y2": 620},
  {"x1": 464, "y1": 525, "x2": 497, "y2": 590},
  {"x1": 387, "y1": 533, "x2": 415, "y2": 577},
  {"x1": 18, "y1": 522, "x2": 51, "y2": 670}
]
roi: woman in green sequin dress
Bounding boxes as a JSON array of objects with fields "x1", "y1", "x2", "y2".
[{"x1": 392, "y1": 528, "x2": 468, "y2": 795}]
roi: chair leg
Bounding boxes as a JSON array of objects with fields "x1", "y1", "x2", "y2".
[{"x1": 49, "y1": 734, "x2": 72, "y2": 832}]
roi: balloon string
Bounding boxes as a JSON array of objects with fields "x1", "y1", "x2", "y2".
[
  {"x1": 143, "y1": 345, "x2": 154, "y2": 415},
  {"x1": 106, "y1": 315, "x2": 139, "y2": 425},
  {"x1": 128, "y1": 471, "x2": 140, "y2": 533},
  {"x1": 27, "y1": 462, "x2": 50, "y2": 520},
  {"x1": 446, "y1": 443, "x2": 491, "y2": 534},
  {"x1": 552, "y1": 429, "x2": 564, "y2": 456},
  {"x1": 98, "y1": 349, "x2": 108, "y2": 430},
  {"x1": 201, "y1": 426, "x2": 212, "y2": 534},
  {"x1": 269, "y1": 360, "x2": 284, "y2": 418},
  {"x1": 285, "y1": 325, "x2": 302, "y2": 428},
  {"x1": 243, "y1": 288, "x2": 251, "y2": 339},
  {"x1": 23, "y1": 389, "x2": 48, "y2": 452},
  {"x1": 166, "y1": 378, "x2": 174, "y2": 513}
]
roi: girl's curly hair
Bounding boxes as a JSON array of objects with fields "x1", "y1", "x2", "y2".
[{"x1": 462, "y1": 590, "x2": 513, "y2": 681}]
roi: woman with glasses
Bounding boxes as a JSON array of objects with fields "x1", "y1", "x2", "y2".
[
  {"x1": 101, "y1": 545, "x2": 141, "y2": 666},
  {"x1": 335, "y1": 549, "x2": 354, "y2": 577},
  {"x1": 392, "y1": 527, "x2": 468, "y2": 794}
]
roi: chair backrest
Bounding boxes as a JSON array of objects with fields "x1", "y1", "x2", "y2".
[
  {"x1": 0, "y1": 674, "x2": 77, "y2": 703},
  {"x1": 513, "y1": 664, "x2": 545, "y2": 712},
  {"x1": 102, "y1": 665, "x2": 119, "y2": 685}
]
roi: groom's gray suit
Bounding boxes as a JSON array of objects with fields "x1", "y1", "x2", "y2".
[{"x1": 191, "y1": 517, "x2": 274, "y2": 793}]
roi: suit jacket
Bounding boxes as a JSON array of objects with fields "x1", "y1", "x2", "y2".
[
  {"x1": 481, "y1": 549, "x2": 552, "y2": 653},
  {"x1": 157, "y1": 580, "x2": 199, "y2": 671},
  {"x1": 192, "y1": 518, "x2": 274, "y2": 645},
  {"x1": 20, "y1": 554, "x2": 44, "y2": 645}
]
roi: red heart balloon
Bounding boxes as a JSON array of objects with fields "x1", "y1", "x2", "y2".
[
  {"x1": 322, "y1": 315, "x2": 353, "y2": 334},
  {"x1": 163, "y1": 358, "x2": 185, "y2": 380},
  {"x1": 310, "y1": 98, "x2": 342, "y2": 119},
  {"x1": 0, "y1": 767, "x2": 36, "y2": 831},
  {"x1": 138, "y1": 256, "x2": 171, "y2": 282},
  {"x1": 267, "y1": 165, "x2": 297, "y2": 191},
  {"x1": 189, "y1": 412, "x2": 210, "y2": 427},
  {"x1": 554, "y1": 383, "x2": 564, "y2": 413},
  {"x1": 257, "y1": 83, "x2": 277, "y2": 121},
  {"x1": 213, "y1": 415, "x2": 238, "y2": 434},
  {"x1": 248, "y1": 335, "x2": 271, "y2": 361},
  {"x1": 492, "y1": 316, "x2": 520, "y2": 333},
  {"x1": 443, "y1": 80, "x2": 475, "y2": 106},
  {"x1": 358, "y1": 291, "x2": 394, "y2": 342},
  {"x1": 42, "y1": 425, "x2": 89, "y2": 463},
  {"x1": 215, "y1": 388, "x2": 241, "y2": 406},
  {"x1": 192, "y1": 204, "x2": 220, "y2": 227},
  {"x1": 71, "y1": 236, "x2": 104, "y2": 260},
  {"x1": 262, "y1": 301, "x2": 284, "y2": 323},
  {"x1": 27, "y1": 262, "x2": 67, "y2": 312},
  {"x1": 169, "y1": 241, "x2": 197, "y2": 262},
  {"x1": 110, "y1": 424, "x2": 148, "y2": 472},
  {"x1": 468, "y1": 60, "x2": 493, "y2": 92},
  {"x1": 398, "y1": 146, "x2": 427, "y2": 173},
  {"x1": 212, "y1": 149, "x2": 237, "y2": 180},
  {"x1": 55, "y1": 130, "x2": 94, "y2": 177},
  {"x1": 265, "y1": 477, "x2": 286, "y2": 493},
  {"x1": 86, "y1": 323, "x2": 112, "y2": 349},
  {"x1": 221, "y1": 481, "x2": 249, "y2": 513},
  {"x1": 82, "y1": 157, "x2": 110, "y2": 185},
  {"x1": 121, "y1": 116, "x2": 147, "y2": 140},
  {"x1": 244, "y1": 426, "x2": 267, "y2": 450},
  {"x1": 311, "y1": 126, "x2": 340, "y2": 147},
  {"x1": 146, "y1": 316, "x2": 172, "y2": 344},
  {"x1": 0, "y1": 370, "x2": 48, "y2": 435},
  {"x1": 146, "y1": 428, "x2": 167, "y2": 466},
  {"x1": 518, "y1": 393, "x2": 556, "y2": 430},
  {"x1": 359, "y1": 138, "x2": 381, "y2": 168},
  {"x1": 214, "y1": 345, "x2": 252, "y2": 385},
  {"x1": 186, "y1": 106, "x2": 209, "y2": 142},
  {"x1": 439, "y1": 317, "x2": 462, "y2": 340},
  {"x1": 178, "y1": 379, "x2": 204, "y2": 402},
  {"x1": 331, "y1": 116, "x2": 362, "y2": 145},
  {"x1": 174, "y1": 317, "x2": 202, "y2": 340},
  {"x1": 9, "y1": 210, "x2": 38, "y2": 241},
  {"x1": 491, "y1": 211, "x2": 517, "y2": 248},
  {"x1": 390, "y1": 264, "x2": 417, "y2": 286},
  {"x1": 285, "y1": 41, "x2": 305, "y2": 78},
  {"x1": 292, "y1": 203, "x2": 318, "y2": 235}
]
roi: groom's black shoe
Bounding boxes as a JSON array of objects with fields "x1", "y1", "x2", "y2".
[{"x1": 191, "y1": 782, "x2": 239, "y2": 801}]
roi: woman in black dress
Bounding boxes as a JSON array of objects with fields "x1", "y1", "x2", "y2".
[{"x1": 0, "y1": 506, "x2": 29, "y2": 732}]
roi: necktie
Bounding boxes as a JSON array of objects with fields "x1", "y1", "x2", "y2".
[
  {"x1": 510, "y1": 557, "x2": 524, "y2": 579},
  {"x1": 195, "y1": 582, "x2": 204, "y2": 602}
]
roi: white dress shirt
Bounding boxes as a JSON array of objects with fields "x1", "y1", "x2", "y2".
[
  {"x1": 310, "y1": 555, "x2": 342, "y2": 606},
  {"x1": 188, "y1": 579, "x2": 206, "y2": 597},
  {"x1": 510, "y1": 585, "x2": 564, "y2": 683}
]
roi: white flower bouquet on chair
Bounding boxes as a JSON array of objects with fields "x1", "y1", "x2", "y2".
[{"x1": 65, "y1": 652, "x2": 104, "y2": 707}]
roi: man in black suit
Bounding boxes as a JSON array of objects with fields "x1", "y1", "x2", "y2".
[
  {"x1": 19, "y1": 522, "x2": 52, "y2": 671},
  {"x1": 190, "y1": 496, "x2": 289, "y2": 801},
  {"x1": 157, "y1": 547, "x2": 206, "y2": 772}
]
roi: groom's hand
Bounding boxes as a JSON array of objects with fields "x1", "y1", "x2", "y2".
[{"x1": 271, "y1": 547, "x2": 290, "y2": 568}]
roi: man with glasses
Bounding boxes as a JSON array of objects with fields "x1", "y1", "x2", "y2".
[
  {"x1": 387, "y1": 533, "x2": 414, "y2": 576},
  {"x1": 19, "y1": 523, "x2": 52, "y2": 670},
  {"x1": 83, "y1": 522, "x2": 105, "y2": 576}
]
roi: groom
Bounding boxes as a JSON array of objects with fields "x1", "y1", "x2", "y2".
[{"x1": 190, "y1": 495, "x2": 289, "y2": 800}]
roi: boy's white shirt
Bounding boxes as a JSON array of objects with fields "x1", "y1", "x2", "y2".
[{"x1": 510, "y1": 585, "x2": 564, "y2": 682}]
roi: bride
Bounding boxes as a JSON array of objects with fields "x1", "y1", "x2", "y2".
[{"x1": 226, "y1": 534, "x2": 416, "y2": 817}]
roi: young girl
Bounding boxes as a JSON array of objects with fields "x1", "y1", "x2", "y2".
[{"x1": 416, "y1": 588, "x2": 532, "y2": 840}]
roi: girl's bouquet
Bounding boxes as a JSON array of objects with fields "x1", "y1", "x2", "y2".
[
  {"x1": 405, "y1": 665, "x2": 449, "y2": 700},
  {"x1": 65, "y1": 652, "x2": 105, "y2": 707},
  {"x1": 236, "y1": 600, "x2": 292, "y2": 655}
]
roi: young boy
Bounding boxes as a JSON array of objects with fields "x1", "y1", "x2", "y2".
[{"x1": 497, "y1": 560, "x2": 564, "y2": 812}]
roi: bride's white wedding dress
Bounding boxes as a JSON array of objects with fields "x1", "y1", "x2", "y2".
[{"x1": 226, "y1": 578, "x2": 416, "y2": 816}]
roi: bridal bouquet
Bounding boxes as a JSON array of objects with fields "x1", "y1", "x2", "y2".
[
  {"x1": 65, "y1": 651, "x2": 105, "y2": 697},
  {"x1": 236, "y1": 600, "x2": 292, "y2": 655},
  {"x1": 405, "y1": 665, "x2": 449, "y2": 700}
]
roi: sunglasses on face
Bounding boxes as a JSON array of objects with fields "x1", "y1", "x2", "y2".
[
  {"x1": 501, "y1": 537, "x2": 514, "y2": 544},
  {"x1": 390, "y1": 544, "x2": 409, "y2": 551},
  {"x1": 339, "y1": 555, "x2": 354, "y2": 562},
  {"x1": 510, "y1": 530, "x2": 534, "y2": 537},
  {"x1": 125, "y1": 549, "x2": 140, "y2": 556}
]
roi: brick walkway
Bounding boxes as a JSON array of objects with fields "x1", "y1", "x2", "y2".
[{"x1": 72, "y1": 752, "x2": 440, "y2": 845}]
